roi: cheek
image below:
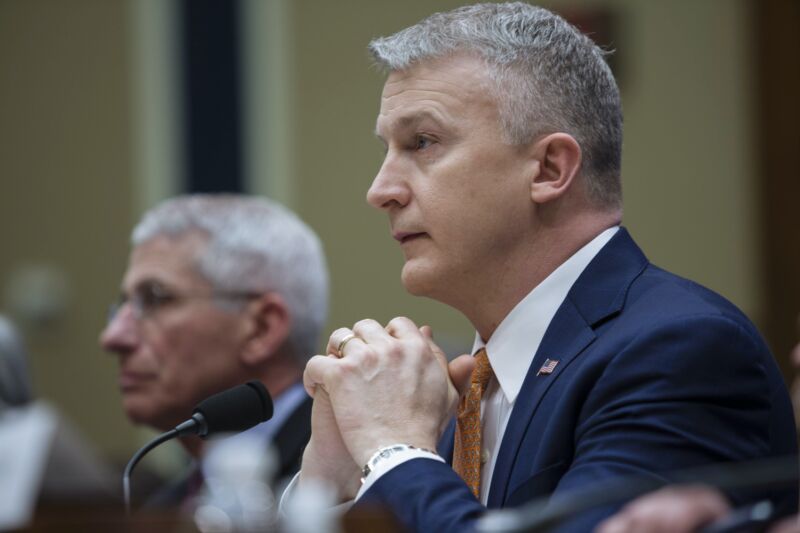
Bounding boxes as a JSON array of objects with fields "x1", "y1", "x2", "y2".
[
  {"x1": 148, "y1": 328, "x2": 185, "y2": 369},
  {"x1": 145, "y1": 323, "x2": 211, "y2": 391},
  {"x1": 159, "y1": 317, "x2": 243, "y2": 379}
]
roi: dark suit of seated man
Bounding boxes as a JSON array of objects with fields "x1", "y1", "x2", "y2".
[
  {"x1": 595, "y1": 330, "x2": 800, "y2": 533},
  {"x1": 291, "y1": 3, "x2": 798, "y2": 532},
  {"x1": 100, "y1": 194, "x2": 328, "y2": 508}
]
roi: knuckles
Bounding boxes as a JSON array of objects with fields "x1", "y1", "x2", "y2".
[
  {"x1": 359, "y1": 348, "x2": 380, "y2": 368},
  {"x1": 353, "y1": 318, "x2": 379, "y2": 332},
  {"x1": 398, "y1": 337, "x2": 429, "y2": 361},
  {"x1": 386, "y1": 315, "x2": 413, "y2": 329},
  {"x1": 327, "y1": 327, "x2": 352, "y2": 351}
]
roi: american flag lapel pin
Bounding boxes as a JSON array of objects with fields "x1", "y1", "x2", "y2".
[{"x1": 537, "y1": 358, "x2": 559, "y2": 376}]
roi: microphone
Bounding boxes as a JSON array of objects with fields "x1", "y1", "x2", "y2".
[
  {"x1": 176, "y1": 380, "x2": 274, "y2": 438},
  {"x1": 122, "y1": 380, "x2": 273, "y2": 514}
]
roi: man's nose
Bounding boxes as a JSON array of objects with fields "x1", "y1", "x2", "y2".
[
  {"x1": 99, "y1": 304, "x2": 139, "y2": 354},
  {"x1": 367, "y1": 153, "x2": 410, "y2": 210}
]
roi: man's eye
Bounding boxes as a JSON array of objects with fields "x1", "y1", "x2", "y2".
[
  {"x1": 415, "y1": 135, "x2": 434, "y2": 150},
  {"x1": 139, "y1": 283, "x2": 174, "y2": 310}
]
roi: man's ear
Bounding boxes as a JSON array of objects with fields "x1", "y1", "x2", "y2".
[
  {"x1": 240, "y1": 292, "x2": 292, "y2": 366},
  {"x1": 529, "y1": 133, "x2": 582, "y2": 204}
]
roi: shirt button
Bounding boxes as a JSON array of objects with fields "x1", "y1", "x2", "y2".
[{"x1": 481, "y1": 449, "x2": 490, "y2": 464}]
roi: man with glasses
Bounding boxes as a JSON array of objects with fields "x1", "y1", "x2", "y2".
[{"x1": 100, "y1": 194, "x2": 328, "y2": 505}]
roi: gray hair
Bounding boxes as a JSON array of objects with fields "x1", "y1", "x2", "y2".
[
  {"x1": 369, "y1": 2, "x2": 622, "y2": 208},
  {"x1": 132, "y1": 195, "x2": 329, "y2": 363},
  {"x1": 0, "y1": 315, "x2": 33, "y2": 409}
]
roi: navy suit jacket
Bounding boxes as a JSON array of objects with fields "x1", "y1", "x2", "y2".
[{"x1": 357, "y1": 228, "x2": 798, "y2": 532}]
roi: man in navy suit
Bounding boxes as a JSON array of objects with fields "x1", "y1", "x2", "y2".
[{"x1": 297, "y1": 3, "x2": 797, "y2": 531}]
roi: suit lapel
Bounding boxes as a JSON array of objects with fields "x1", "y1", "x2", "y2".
[
  {"x1": 273, "y1": 395, "x2": 313, "y2": 479},
  {"x1": 487, "y1": 228, "x2": 648, "y2": 507},
  {"x1": 487, "y1": 300, "x2": 595, "y2": 507}
]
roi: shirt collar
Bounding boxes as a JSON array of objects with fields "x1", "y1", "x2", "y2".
[{"x1": 471, "y1": 227, "x2": 619, "y2": 404}]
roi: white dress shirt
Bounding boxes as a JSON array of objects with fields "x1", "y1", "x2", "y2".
[{"x1": 357, "y1": 226, "x2": 619, "y2": 503}]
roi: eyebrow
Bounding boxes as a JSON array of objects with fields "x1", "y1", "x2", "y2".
[
  {"x1": 123, "y1": 277, "x2": 168, "y2": 294},
  {"x1": 374, "y1": 110, "x2": 447, "y2": 141}
]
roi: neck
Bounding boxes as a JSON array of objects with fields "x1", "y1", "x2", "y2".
[
  {"x1": 256, "y1": 352, "x2": 303, "y2": 399},
  {"x1": 457, "y1": 211, "x2": 621, "y2": 341}
]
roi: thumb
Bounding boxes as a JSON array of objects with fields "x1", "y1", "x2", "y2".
[
  {"x1": 420, "y1": 325, "x2": 475, "y2": 406},
  {"x1": 448, "y1": 354, "x2": 475, "y2": 397},
  {"x1": 420, "y1": 325, "x2": 449, "y2": 369}
]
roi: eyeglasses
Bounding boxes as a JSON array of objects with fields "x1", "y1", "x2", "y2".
[{"x1": 108, "y1": 281, "x2": 261, "y2": 322}]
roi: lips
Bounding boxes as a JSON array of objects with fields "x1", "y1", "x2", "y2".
[
  {"x1": 118, "y1": 370, "x2": 154, "y2": 391},
  {"x1": 393, "y1": 231, "x2": 427, "y2": 244}
]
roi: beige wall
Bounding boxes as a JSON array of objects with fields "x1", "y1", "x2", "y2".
[
  {"x1": 0, "y1": 0, "x2": 760, "y2": 461},
  {"x1": 0, "y1": 0, "x2": 138, "y2": 457},
  {"x1": 616, "y1": 0, "x2": 760, "y2": 322}
]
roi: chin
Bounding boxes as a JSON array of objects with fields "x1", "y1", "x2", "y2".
[
  {"x1": 401, "y1": 262, "x2": 444, "y2": 299},
  {"x1": 123, "y1": 400, "x2": 175, "y2": 431},
  {"x1": 123, "y1": 407, "x2": 154, "y2": 428}
]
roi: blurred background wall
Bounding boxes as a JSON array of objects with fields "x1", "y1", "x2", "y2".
[{"x1": 0, "y1": 0, "x2": 797, "y2": 468}]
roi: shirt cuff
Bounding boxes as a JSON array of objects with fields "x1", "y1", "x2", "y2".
[
  {"x1": 278, "y1": 472, "x2": 353, "y2": 520},
  {"x1": 355, "y1": 448, "x2": 445, "y2": 501}
]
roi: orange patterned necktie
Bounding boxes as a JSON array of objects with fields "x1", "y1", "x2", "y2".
[{"x1": 452, "y1": 348, "x2": 494, "y2": 499}]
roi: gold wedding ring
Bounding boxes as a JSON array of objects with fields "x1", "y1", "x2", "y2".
[{"x1": 336, "y1": 333, "x2": 357, "y2": 358}]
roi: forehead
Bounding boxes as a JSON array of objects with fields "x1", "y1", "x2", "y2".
[
  {"x1": 123, "y1": 232, "x2": 210, "y2": 289},
  {"x1": 376, "y1": 54, "x2": 497, "y2": 135}
]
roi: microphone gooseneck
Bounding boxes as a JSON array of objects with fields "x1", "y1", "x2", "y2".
[
  {"x1": 122, "y1": 429, "x2": 179, "y2": 513},
  {"x1": 122, "y1": 380, "x2": 274, "y2": 515}
]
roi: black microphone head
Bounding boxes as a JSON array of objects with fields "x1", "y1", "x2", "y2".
[{"x1": 192, "y1": 381, "x2": 273, "y2": 437}]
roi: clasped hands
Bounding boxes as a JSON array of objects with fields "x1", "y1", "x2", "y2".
[{"x1": 298, "y1": 317, "x2": 475, "y2": 500}]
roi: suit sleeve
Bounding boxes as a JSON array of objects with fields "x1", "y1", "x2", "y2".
[
  {"x1": 354, "y1": 457, "x2": 483, "y2": 532},
  {"x1": 354, "y1": 314, "x2": 793, "y2": 532},
  {"x1": 549, "y1": 314, "x2": 782, "y2": 531}
]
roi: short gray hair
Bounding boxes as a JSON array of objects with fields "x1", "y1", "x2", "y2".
[
  {"x1": 369, "y1": 2, "x2": 622, "y2": 208},
  {"x1": 132, "y1": 195, "x2": 329, "y2": 362},
  {"x1": 0, "y1": 315, "x2": 33, "y2": 409}
]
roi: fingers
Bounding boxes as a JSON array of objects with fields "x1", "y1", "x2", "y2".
[
  {"x1": 304, "y1": 354, "x2": 340, "y2": 396},
  {"x1": 306, "y1": 317, "x2": 455, "y2": 466},
  {"x1": 327, "y1": 319, "x2": 394, "y2": 357},
  {"x1": 327, "y1": 318, "x2": 428, "y2": 361},
  {"x1": 418, "y1": 325, "x2": 444, "y2": 361},
  {"x1": 327, "y1": 327, "x2": 367, "y2": 358},
  {"x1": 448, "y1": 354, "x2": 476, "y2": 397},
  {"x1": 319, "y1": 317, "x2": 439, "y2": 386},
  {"x1": 354, "y1": 318, "x2": 396, "y2": 346},
  {"x1": 420, "y1": 324, "x2": 475, "y2": 396},
  {"x1": 384, "y1": 316, "x2": 421, "y2": 339},
  {"x1": 419, "y1": 324, "x2": 456, "y2": 381}
]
